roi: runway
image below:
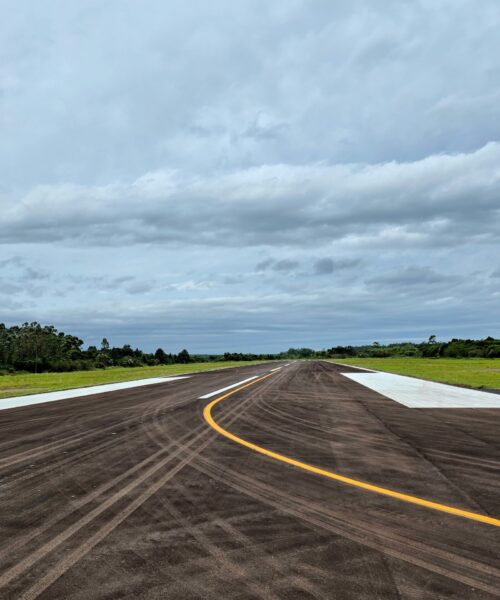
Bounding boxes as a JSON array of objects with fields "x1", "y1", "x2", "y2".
[{"x1": 1, "y1": 361, "x2": 499, "y2": 598}]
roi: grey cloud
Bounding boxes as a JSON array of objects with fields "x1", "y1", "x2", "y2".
[
  {"x1": 256, "y1": 259, "x2": 273, "y2": 271},
  {"x1": 256, "y1": 258, "x2": 299, "y2": 272},
  {"x1": 126, "y1": 281, "x2": 154, "y2": 295},
  {"x1": 0, "y1": 280, "x2": 24, "y2": 295},
  {"x1": 313, "y1": 258, "x2": 360, "y2": 275},
  {"x1": 3, "y1": 272, "x2": 499, "y2": 352},
  {"x1": 0, "y1": 256, "x2": 49, "y2": 293},
  {"x1": 2, "y1": 142, "x2": 500, "y2": 248},
  {"x1": 23, "y1": 266, "x2": 49, "y2": 281},
  {"x1": 241, "y1": 113, "x2": 290, "y2": 141},
  {"x1": 0, "y1": 257, "x2": 25, "y2": 268},
  {"x1": 366, "y1": 266, "x2": 456, "y2": 290},
  {"x1": 111, "y1": 276, "x2": 135, "y2": 287},
  {"x1": 273, "y1": 259, "x2": 299, "y2": 272},
  {"x1": 68, "y1": 275, "x2": 135, "y2": 292},
  {"x1": 223, "y1": 276, "x2": 240, "y2": 285},
  {"x1": 314, "y1": 258, "x2": 335, "y2": 275},
  {"x1": 3, "y1": 1, "x2": 500, "y2": 188}
]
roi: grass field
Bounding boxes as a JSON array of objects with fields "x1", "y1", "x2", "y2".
[
  {"x1": 330, "y1": 358, "x2": 500, "y2": 390},
  {"x1": 0, "y1": 361, "x2": 269, "y2": 400}
]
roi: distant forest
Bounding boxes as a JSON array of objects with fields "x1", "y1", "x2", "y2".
[{"x1": 1, "y1": 322, "x2": 499, "y2": 374}]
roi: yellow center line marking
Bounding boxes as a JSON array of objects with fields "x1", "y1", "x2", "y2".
[{"x1": 203, "y1": 372, "x2": 500, "y2": 528}]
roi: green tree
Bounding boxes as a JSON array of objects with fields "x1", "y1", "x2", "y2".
[
  {"x1": 177, "y1": 349, "x2": 191, "y2": 364},
  {"x1": 154, "y1": 348, "x2": 168, "y2": 364}
]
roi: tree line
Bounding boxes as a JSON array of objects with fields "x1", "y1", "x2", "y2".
[
  {"x1": 324, "y1": 335, "x2": 500, "y2": 359},
  {"x1": 0, "y1": 322, "x2": 499, "y2": 375},
  {"x1": 0, "y1": 322, "x2": 195, "y2": 373},
  {"x1": 0, "y1": 322, "x2": 281, "y2": 374}
]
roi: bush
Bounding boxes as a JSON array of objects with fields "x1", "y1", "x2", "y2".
[
  {"x1": 49, "y1": 359, "x2": 74, "y2": 372},
  {"x1": 117, "y1": 357, "x2": 142, "y2": 368}
]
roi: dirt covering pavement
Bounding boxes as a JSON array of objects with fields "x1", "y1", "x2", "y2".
[{"x1": 1, "y1": 361, "x2": 500, "y2": 599}]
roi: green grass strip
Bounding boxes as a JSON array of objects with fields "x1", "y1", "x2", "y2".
[
  {"x1": 0, "y1": 361, "x2": 270, "y2": 399},
  {"x1": 330, "y1": 358, "x2": 500, "y2": 390}
]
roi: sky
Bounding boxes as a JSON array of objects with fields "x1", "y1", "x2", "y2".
[{"x1": 1, "y1": 0, "x2": 500, "y2": 353}]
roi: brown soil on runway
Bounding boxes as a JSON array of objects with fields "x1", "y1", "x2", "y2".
[{"x1": 1, "y1": 361, "x2": 499, "y2": 599}]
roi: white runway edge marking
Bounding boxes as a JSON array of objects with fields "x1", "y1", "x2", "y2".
[
  {"x1": 327, "y1": 360, "x2": 376, "y2": 372},
  {"x1": 342, "y1": 371, "x2": 500, "y2": 408},
  {"x1": 0, "y1": 377, "x2": 190, "y2": 411},
  {"x1": 199, "y1": 376, "x2": 260, "y2": 399}
]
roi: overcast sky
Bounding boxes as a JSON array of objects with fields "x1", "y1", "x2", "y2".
[{"x1": 1, "y1": 0, "x2": 500, "y2": 352}]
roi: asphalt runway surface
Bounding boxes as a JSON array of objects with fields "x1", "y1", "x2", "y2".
[{"x1": 1, "y1": 361, "x2": 500, "y2": 599}]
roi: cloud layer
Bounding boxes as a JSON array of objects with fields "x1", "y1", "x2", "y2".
[
  {"x1": 3, "y1": 142, "x2": 500, "y2": 248},
  {"x1": 1, "y1": 0, "x2": 499, "y2": 351}
]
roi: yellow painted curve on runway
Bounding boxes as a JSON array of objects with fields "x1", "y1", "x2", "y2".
[{"x1": 203, "y1": 372, "x2": 500, "y2": 528}]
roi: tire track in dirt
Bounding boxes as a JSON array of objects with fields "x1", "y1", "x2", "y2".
[
  {"x1": 156, "y1": 491, "x2": 281, "y2": 600},
  {"x1": 327, "y1": 366, "x2": 496, "y2": 519},
  {"x1": 188, "y1": 452, "x2": 500, "y2": 597},
  {"x1": 0, "y1": 368, "x2": 279, "y2": 598},
  {"x1": 0, "y1": 389, "x2": 219, "y2": 560},
  {"x1": 214, "y1": 518, "x2": 328, "y2": 599},
  {"x1": 166, "y1": 472, "x2": 329, "y2": 599},
  {"x1": 18, "y1": 454, "x2": 196, "y2": 600},
  {"x1": 3, "y1": 361, "x2": 499, "y2": 599},
  {"x1": 0, "y1": 424, "x2": 199, "y2": 562},
  {"x1": 169, "y1": 363, "x2": 500, "y2": 596},
  {"x1": 0, "y1": 375, "x2": 220, "y2": 470}
]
